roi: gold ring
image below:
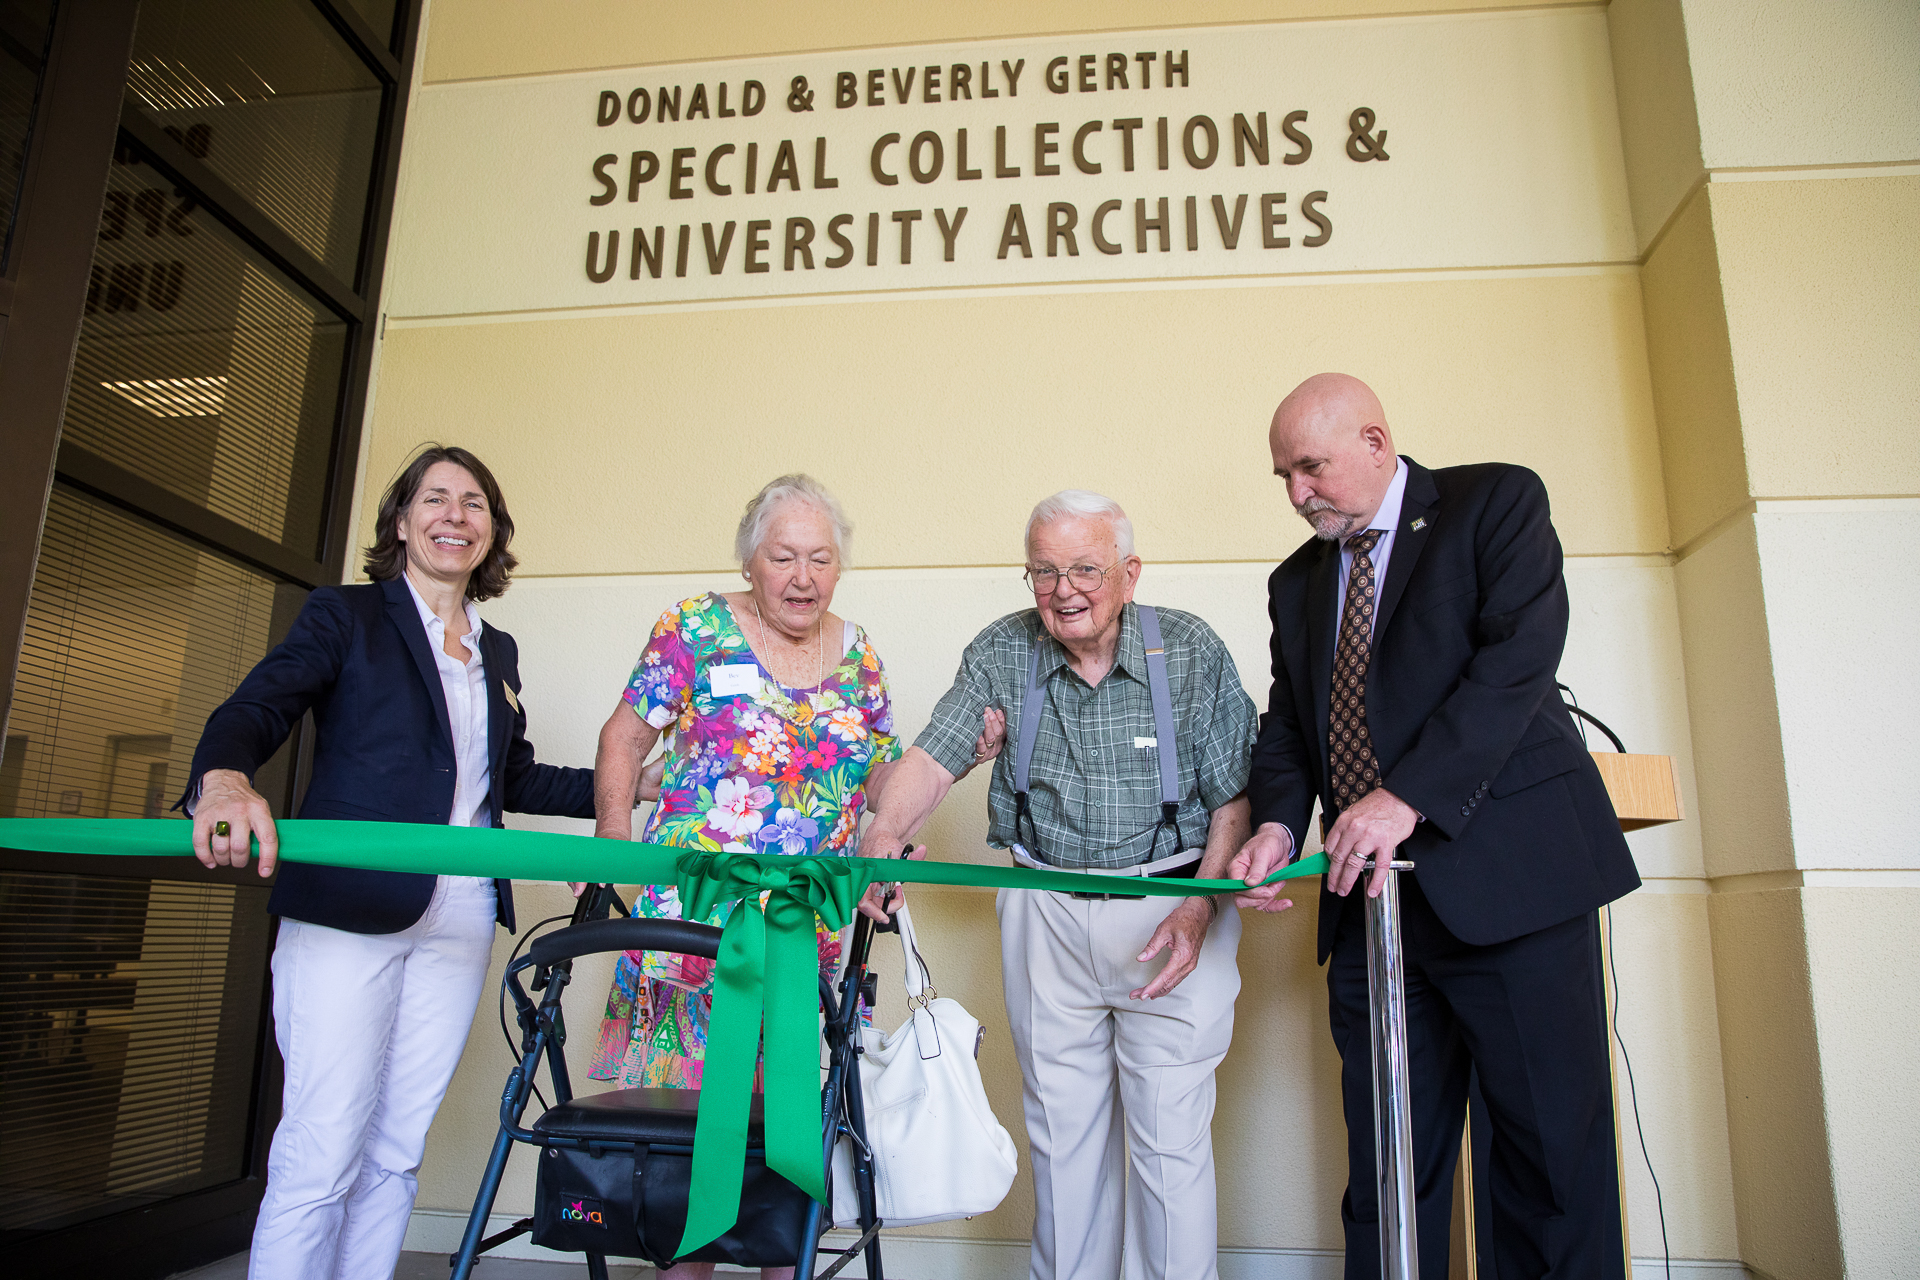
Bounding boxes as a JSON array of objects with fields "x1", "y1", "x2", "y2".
[{"x1": 214, "y1": 820, "x2": 231, "y2": 837}]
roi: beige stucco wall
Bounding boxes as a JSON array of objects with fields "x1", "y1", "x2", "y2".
[
  {"x1": 360, "y1": 271, "x2": 1669, "y2": 578},
  {"x1": 1803, "y1": 888, "x2": 1920, "y2": 1278},
  {"x1": 1611, "y1": 0, "x2": 1919, "y2": 1274},
  {"x1": 1677, "y1": 0, "x2": 1920, "y2": 171},
  {"x1": 1713, "y1": 176, "x2": 1920, "y2": 502},
  {"x1": 1604, "y1": 0, "x2": 1705, "y2": 254},
  {"x1": 341, "y1": 1, "x2": 1920, "y2": 1272}
]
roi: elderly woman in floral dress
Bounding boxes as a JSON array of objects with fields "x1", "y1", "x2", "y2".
[{"x1": 586, "y1": 474, "x2": 994, "y2": 1280}]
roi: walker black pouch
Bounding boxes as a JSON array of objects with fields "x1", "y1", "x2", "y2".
[{"x1": 531, "y1": 1137, "x2": 812, "y2": 1268}]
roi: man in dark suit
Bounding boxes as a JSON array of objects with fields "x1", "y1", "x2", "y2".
[
  {"x1": 184, "y1": 447, "x2": 601, "y2": 1280},
  {"x1": 1233, "y1": 374, "x2": 1640, "y2": 1278}
]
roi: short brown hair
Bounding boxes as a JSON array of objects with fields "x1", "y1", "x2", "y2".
[{"x1": 361, "y1": 445, "x2": 518, "y2": 601}]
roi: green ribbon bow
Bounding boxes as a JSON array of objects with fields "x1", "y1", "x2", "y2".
[
  {"x1": 0, "y1": 818, "x2": 1325, "y2": 1259},
  {"x1": 671, "y1": 851, "x2": 865, "y2": 1253}
]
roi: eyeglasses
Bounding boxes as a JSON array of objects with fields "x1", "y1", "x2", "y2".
[{"x1": 1023, "y1": 562, "x2": 1116, "y2": 595}]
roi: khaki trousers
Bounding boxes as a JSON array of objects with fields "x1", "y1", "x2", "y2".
[{"x1": 996, "y1": 888, "x2": 1241, "y2": 1280}]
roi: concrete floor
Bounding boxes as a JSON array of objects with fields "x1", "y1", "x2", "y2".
[{"x1": 172, "y1": 1254, "x2": 655, "y2": 1279}]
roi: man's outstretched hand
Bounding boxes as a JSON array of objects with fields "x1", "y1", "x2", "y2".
[{"x1": 1229, "y1": 823, "x2": 1297, "y2": 913}]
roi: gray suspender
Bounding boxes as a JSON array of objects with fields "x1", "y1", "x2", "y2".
[
  {"x1": 1012, "y1": 642, "x2": 1047, "y2": 800},
  {"x1": 1137, "y1": 606, "x2": 1182, "y2": 822},
  {"x1": 1012, "y1": 606, "x2": 1182, "y2": 861}
]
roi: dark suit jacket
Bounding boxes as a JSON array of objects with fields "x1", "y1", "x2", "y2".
[
  {"x1": 183, "y1": 577, "x2": 596, "y2": 934},
  {"x1": 1250, "y1": 458, "x2": 1639, "y2": 960}
]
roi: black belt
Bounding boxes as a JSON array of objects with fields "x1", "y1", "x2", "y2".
[{"x1": 1065, "y1": 858, "x2": 1202, "y2": 901}]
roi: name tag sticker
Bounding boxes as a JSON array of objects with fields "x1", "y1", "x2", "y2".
[
  {"x1": 709, "y1": 663, "x2": 762, "y2": 697},
  {"x1": 1134, "y1": 736, "x2": 1158, "y2": 749}
]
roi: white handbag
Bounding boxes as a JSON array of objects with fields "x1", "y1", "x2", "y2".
[{"x1": 829, "y1": 904, "x2": 1019, "y2": 1228}]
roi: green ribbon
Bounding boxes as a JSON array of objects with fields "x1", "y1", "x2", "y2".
[
  {"x1": 671, "y1": 851, "x2": 865, "y2": 1251},
  {"x1": 0, "y1": 817, "x2": 1324, "y2": 1258}
]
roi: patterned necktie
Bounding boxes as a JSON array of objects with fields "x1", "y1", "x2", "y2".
[{"x1": 1329, "y1": 528, "x2": 1384, "y2": 812}]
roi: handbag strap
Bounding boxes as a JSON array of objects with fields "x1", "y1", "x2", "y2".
[
  {"x1": 890, "y1": 905, "x2": 944, "y2": 1060},
  {"x1": 894, "y1": 904, "x2": 934, "y2": 1004}
]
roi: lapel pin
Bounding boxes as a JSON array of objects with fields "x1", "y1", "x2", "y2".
[
  {"x1": 1411, "y1": 517, "x2": 1428, "y2": 531},
  {"x1": 503, "y1": 683, "x2": 521, "y2": 712}
]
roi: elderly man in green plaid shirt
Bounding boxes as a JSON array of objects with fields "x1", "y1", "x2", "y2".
[{"x1": 865, "y1": 490, "x2": 1260, "y2": 1280}]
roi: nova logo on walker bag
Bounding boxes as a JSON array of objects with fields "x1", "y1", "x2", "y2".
[{"x1": 562, "y1": 1199, "x2": 605, "y2": 1226}]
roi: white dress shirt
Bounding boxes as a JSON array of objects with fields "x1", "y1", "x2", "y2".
[
  {"x1": 1335, "y1": 455, "x2": 1409, "y2": 638},
  {"x1": 403, "y1": 574, "x2": 493, "y2": 832}
]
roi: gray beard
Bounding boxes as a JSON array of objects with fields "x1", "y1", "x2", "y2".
[{"x1": 1301, "y1": 506, "x2": 1360, "y2": 540}]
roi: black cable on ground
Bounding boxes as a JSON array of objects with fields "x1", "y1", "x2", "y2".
[
  {"x1": 1607, "y1": 901, "x2": 1672, "y2": 1280},
  {"x1": 1562, "y1": 680, "x2": 1671, "y2": 1276}
]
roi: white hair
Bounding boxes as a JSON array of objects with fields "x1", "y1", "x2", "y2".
[
  {"x1": 735, "y1": 473, "x2": 853, "y2": 564},
  {"x1": 1024, "y1": 489, "x2": 1135, "y2": 560}
]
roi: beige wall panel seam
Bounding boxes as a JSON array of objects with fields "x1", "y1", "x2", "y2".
[
  {"x1": 1605, "y1": 0, "x2": 1707, "y2": 254},
  {"x1": 1675, "y1": 497, "x2": 1920, "y2": 564},
  {"x1": 1666, "y1": 501, "x2": 1753, "y2": 563},
  {"x1": 383, "y1": 262, "x2": 1647, "y2": 330},
  {"x1": 1636, "y1": 190, "x2": 1748, "y2": 548},
  {"x1": 426, "y1": 6, "x2": 1616, "y2": 86},
  {"x1": 1631, "y1": 877, "x2": 1708, "y2": 894},
  {"x1": 420, "y1": 1, "x2": 1610, "y2": 85},
  {"x1": 1633, "y1": 171, "x2": 1708, "y2": 267},
  {"x1": 1668, "y1": 517, "x2": 1793, "y2": 876},
  {"x1": 1709, "y1": 159, "x2": 1920, "y2": 183},
  {"x1": 1611, "y1": 159, "x2": 1920, "y2": 268},
  {"x1": 1708, "y1": 870, "x2": 1805, "y2": 894},
  {"x1": 1709, "y1": 871, "x2": 1920, "y2": 894},
  {"x1": 1751, "y1": 495, "x2": 1920, "y2": 508},
  {"x1": 476, "y1": 549, "x2": 1679, "y2": 582}
]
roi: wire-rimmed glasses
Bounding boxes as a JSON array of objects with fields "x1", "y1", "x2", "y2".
[{"x1": 1023, "y1": 562, "x2": 1116, "y2": 595}]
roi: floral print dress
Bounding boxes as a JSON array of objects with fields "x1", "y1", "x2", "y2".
[{"x1": 588, "y1": 592, "x2": 900, "y2": 1088}]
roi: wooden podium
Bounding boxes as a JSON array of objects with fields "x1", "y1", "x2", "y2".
[
  {"x1": 1449, "y1": 753, "x2": 1682, "y2": 1277},
  {"x1": 1590, "y1": 752, "x2": 1685, "y2": 830}
]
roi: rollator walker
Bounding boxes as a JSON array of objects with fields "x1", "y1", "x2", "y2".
[{"x1": 450, "y1": 885, "x2": 890, "y2": 1280}]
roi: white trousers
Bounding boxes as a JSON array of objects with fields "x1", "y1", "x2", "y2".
[
  {"x1": 996, "y1": 888, "x2": 1242, "y2": 1280},
  {"x1": 250, "y1": 876, "x2": 497, "y2": 1280}
]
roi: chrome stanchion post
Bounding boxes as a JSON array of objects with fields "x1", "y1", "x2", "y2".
[{"x1": 1365, "y1": 858, "x2": 1419, "y2": 1280}]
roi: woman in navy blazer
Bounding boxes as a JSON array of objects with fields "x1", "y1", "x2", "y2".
[{"x1": 186, "y1": 446, "x2": 597, "y2": 1280}]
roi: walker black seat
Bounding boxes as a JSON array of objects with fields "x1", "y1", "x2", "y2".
[
  {"x1": 531, "y1": 1086, "x2": 764, "y2": 1146},
  {"x1": 531, "y1": 1085, "x2": 809, "y2": 1270}
]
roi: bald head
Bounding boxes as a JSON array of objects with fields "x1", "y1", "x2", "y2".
[
  {"x1": 1273, "y1": 373, "x2": 1388, "y2": 442},
  {"x1": 1269, "y1": 373, "x2": 1399, "y2": 541}
]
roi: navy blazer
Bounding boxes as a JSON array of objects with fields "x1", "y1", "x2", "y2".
[
  {"x1": 1251, "y1": 458, "x2": 1640, "y2": 960},
  {"x1": 183, "y1": 576, "x2": 596, "y2": 934}
]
